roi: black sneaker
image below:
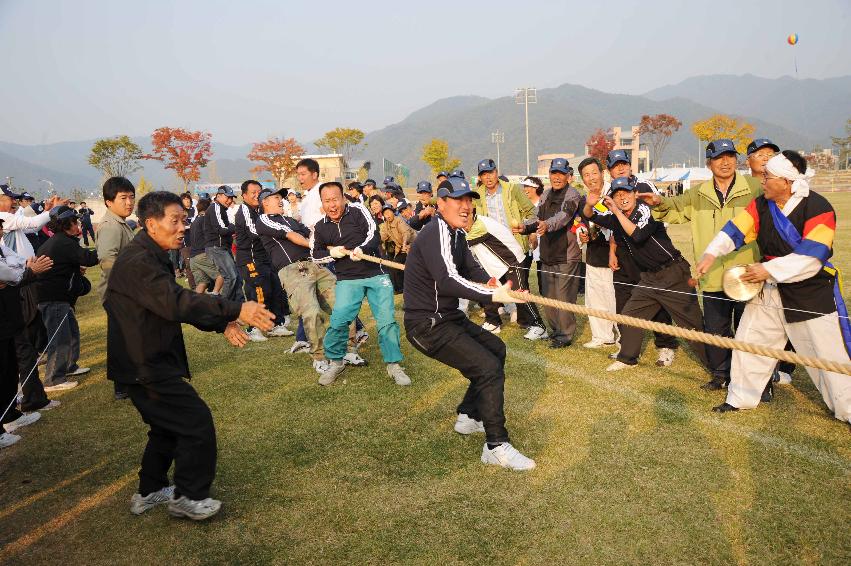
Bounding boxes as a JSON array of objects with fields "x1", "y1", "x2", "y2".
[
  {"x1": 760, "y1": 381, "x2": 774, "y2": 403},
  {"x1": 548, "y1": 340, "x2": 570, "y2": 349},
  {"x1": 712, "y1": 402, "x2": 739, "y2": 413},
  {"x1": 114, "y1": 391, "x2": 129, "y2": 400},
  {"x1": 701, "y1": 378, "x2": 729, "y2": 391}
]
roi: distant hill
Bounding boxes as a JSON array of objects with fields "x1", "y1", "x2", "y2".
[
  {"x1": 359, "y1": 81, "x2": 815, "y2": 183},
  {"x1": 644, "y1": 74, "x2": 851, "y2": 144}
]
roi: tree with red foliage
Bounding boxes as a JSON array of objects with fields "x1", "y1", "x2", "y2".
[
  {"x1": 638, "y1": 114, "x2": 682, "y2": 170},
  {"x1": 586, "y1": 129, "x2": 615, "y2": 164},
  {"x1": 145, "y1": 127, "x2": 213, "y2": 190},
  {"x1": 247, "y1": 137, "x2": 305, "y2": 187}
]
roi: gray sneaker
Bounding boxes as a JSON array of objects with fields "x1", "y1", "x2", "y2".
[
  {"x1": 167, "y1": 495, "x2": 222, "y2": 521},
  {"x1": 386, "y1": 363, "x2": 411, "y2": 386},
  {"x1": 130, "y1": 485, "x2": 175, "y2": 515},
  {"x1": 318, "y1": 360, "x2": 346, "y2": 386}
]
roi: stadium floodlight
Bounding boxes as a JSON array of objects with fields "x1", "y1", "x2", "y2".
[
  {"x1": 515, "y1": 87, "x2": 537, "y2": 175},
  {"x1": 491, "y1": 130, "x2": 505, "y2": 171}
]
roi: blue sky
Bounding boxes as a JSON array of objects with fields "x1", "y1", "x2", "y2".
[{"x1": 1, "y1": 0, "x2": 849, "y2": 145}]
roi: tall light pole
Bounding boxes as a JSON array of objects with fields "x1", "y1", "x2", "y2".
[
  {"x1": 491, "y1": 130, "x2": 504, "y2": 171},
  {"x1": 515, "y1": 87, "x2": 537, "y2": 175}
]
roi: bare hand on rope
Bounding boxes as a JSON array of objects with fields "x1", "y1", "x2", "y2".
[
  {"x1": 26, "y1": 255, "x2": 53, "y2": 274},
  {"x1": 224, "y1": 321, "x2": 250, "y2": 347},
  {"x1": 329, "y1": 245, "x2": 348, "y2": 259},
  {"x1": 238, "y1": 301, "x2": 275, "y2": 331},
  {"x1": 491, "y1": 280, "x2": 527, "y2": 304},
  {"x1": 349, "y1": 247, "x2": 364, "y2": 261}
]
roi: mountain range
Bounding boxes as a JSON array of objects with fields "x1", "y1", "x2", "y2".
[{"x1": 1, "y1": 74, "x2": 849, "y2": 193}]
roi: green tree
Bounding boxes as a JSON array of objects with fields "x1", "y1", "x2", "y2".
[
  {"x1": 314, "y1": 128, "x2": 366, "y2": 162},
  {"x1": 421, "y1": 139, "x2": 461, "y2": 176},
  {"x1": 831, "y1": 118, "x2": 851, "y2": 170},
  {"x1": 88, "y1": 135, "x2": 143, "y2": 178}
]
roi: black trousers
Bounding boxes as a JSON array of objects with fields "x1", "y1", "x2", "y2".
[
  {"x1": 1, "y1": 337, "x2": 23, "y2": 425},
  {"x1": 15, "y1": 329, "x2": 49, "y2": 412},
  {"x1": 127, "y1": 378, "x2": 217, "y2": 500},
  {"x1": 701, "y1": 290, "x2": 745, "y2": 380},
  {"x1": 483, "y1": 265, "x2": 545, "y2": 329},
  {"x1": 80, "y1": 223, "x2": 95, "y2": 246},
  {"x1": 614, "y1": 247, "x2": 678, "y2": 350},
  {"x1": 239, "y1": 261, "x2": 289, "y2": 323},
  {"x1": 388, "y1": 252, "x2": 406, "y2": 294},
  {"x1": 617, "y1": 259, "x2": 709, "y2": 367},
  {"x1": 406, "y1": 315, "x2": 509, "y2": 444}
]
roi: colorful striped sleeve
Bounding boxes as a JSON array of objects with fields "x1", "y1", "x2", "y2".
[
  {"x1": 720, "y1": 199, "x2": 759, "y2": 250},
  {"x1": 796, "y1": 210, "x2": 835, "y2": 263}
]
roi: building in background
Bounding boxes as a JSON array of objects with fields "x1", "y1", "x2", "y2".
[{"x1": 601, "y1": 126, "x2": 650, "y2": 172}]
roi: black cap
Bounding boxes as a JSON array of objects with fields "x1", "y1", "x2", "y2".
[
  {"x1": 216, "y1": 185, "x2": 236, "y2": 197},
  {"x1": 364, "y1": 179, "x2": 376, "y2": 187},
  {"x1": 48, "y1": 205, "x2": 80, "y2": 221},
  {"x1": 746, "y1": 138, "x2": 780, "y2": 156},
  {"x1": 259, "y1": 187, "x2": 287, "y2": 201},
  {"x1": 437, "y1": 177, "x2": 479, "y2": 199}
]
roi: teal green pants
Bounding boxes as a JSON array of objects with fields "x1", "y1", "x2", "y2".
[{"x1": 323, "y1": 274, "x2": 403, "y2": 363}]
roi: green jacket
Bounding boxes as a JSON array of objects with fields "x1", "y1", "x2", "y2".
[
  {"x1": 473, "y1": 178, "x2": 535, "y2": 252},
  {"x1": 652, "y1": 174, "x2": 762, "y2": 292}
]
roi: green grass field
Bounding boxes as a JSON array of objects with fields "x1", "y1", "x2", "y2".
[{"x1": 1, "y1": 194, "x2": 850, "y2": 565}]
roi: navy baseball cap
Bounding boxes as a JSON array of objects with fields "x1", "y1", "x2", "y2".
[
  {"x1": 416, "y1": 181, "x2": 432, "y2": 193},
  {"x1": 436, "y1": 171, "x2": 449, "y2": 178},
  {"x1": 437, "y1": 177, "x2": 479, "y2": 199},
  {"x1": 606, "y1": 149, "x2": 630, "y2": 169},
  {"x1": 397, "y1": 200, "x2": 411, "y2": 212},
  {"x1": 364, "y1": 179, "x2": 376, "y2": 187},
  {"x1": 746, "y1": 138, "x2": 780, "y2": 156},
  {"x1": 383, "y1": 176, "x2": 395, "y2": 185},
  {"x1": 549, "y1": 158, "x2": 570, "y2": 174},
  {"x1": 216, "y1": 185, "x2": 236, "y2": 197},
  {"x1": 48, "y1": 205, "x2": 80, "y2": 220},
  {"x1": 609, "y1": 177, "x2": 637, "y2": 193},
  {"x1": 477, "y1": 158, "x2": 496, "y2": 174},
  {"x1": 383, "y1": 182, "x2": 401, "y2": 193},
  {"x1": 706, "y1": 139, "x2": 738, "y2": 159},
  {"x1": 381, "y1": 204, "x2": 395, "y2": 213},
  {"x1": 1, "y1": 184, "x2": 21, "y2": 199},
  {"x1": 258, "y1": 187, "x2": 287, "y2": 201},
  {"x1": 20, "y1": 192, "x2": 34, "y2": 201},
  {"x1": 449, "y1": 170, "x2": 466, "y2": 179}
]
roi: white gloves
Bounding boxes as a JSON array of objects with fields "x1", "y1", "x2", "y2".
[
  {"x1": 492, "y1": 282, "x2": 526, "y2": 304},
  {"x1": 350, "y1": 247, "x2": 363, "y2": 261},
  {"x1": 329, "y1": 246, "x2": 348, "y2": 259}
]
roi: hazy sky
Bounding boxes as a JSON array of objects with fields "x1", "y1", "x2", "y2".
[{"x1": 2, "y1": 0, "x2": 849, "y2": 146}]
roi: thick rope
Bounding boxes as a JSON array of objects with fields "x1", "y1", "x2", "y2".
[{"x1": 351, "y1": 250, "x2": 851, "y2": 376}]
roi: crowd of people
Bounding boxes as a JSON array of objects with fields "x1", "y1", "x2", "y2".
[{"x1": 1, "y1": 140, "x2": 848, "y2": 521}]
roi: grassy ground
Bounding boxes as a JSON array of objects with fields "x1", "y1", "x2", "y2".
[{"x1": 1, "y1": 194, "x2": 850, "y2": 565}]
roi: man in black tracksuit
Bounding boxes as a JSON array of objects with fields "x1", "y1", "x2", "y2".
[
  {"x1": 584, "y1": 177, "x2": 709, "y2": 372},
  {"x1": 106, "y1": 191, "x2": 274, "y2": 521},
  {"x1": 234, "y1": 180, "x2": 290, "y2": 339},
  {"x1": 204, "y1": 186, "x2": 241, "y2": 301},
  {"x1": 403, "y1": 177, "x2": 535, "y2": 471}
]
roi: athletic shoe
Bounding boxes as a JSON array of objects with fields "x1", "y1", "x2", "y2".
[
  {"x1": 312, "y1": 359, "x2": 330, "y2": 374},
  {"x1": 775, "y1": 371, "x2": 792, "y2": 385},
  {"x1": 712, "y1": 402, "x2": 739, "y2": 413},
  {"x1": 0, "y1": 432, "x2": 21, "y2": 449},
  {"x1": 318, "y1": 360, "x2": 346, "y2": 386},
  {"x1": 583, "y1": 339, "x2": 616, "y2": 349},
  {"x1": 43, "y1": 381, "x2": 78, "y2": 392},
  {"x1": 606, "y1": 361, "x2": 631, "y2": 372},
  {"x1": 4, "y1": 412, "x2": 41, "y2": 433},
  {"x1": 66, "y1": 366, "x2": 91, "y2": 377},
  {"x1": 267, "y1": 324, "x2": 294, "y2": 337},
  {"x1": 481, "y1": 322, "x2": 501, "y2": 334},
  {"x1": 355, "y1": 329, "x2": 369, "y2": 347},
  {"x1": 701, "y1": 378, "x2": 729, "y2": 391},
  {"x1": 130, "y1": 485, "x2": 175, "y2": 515},
  {"x1": 523, "y1": 326, "x2": 548, "y2": 341},
  {"x1": 168, "y1": 495, "x2": 222, "y2": 521},
  {"x1": 481, "y1": 442, "x2": 536, "y2": 471},
  {"x1": 386, "y1": 363, "x2": 411, "y2": 386},
  {"x1": 115, "y1": 391, "x2": 129, "y2": 400},
  {"x1": 289, "y1": 341, "x2": 310, "y2": 354},
  {"x1": 548, "y1": 339, "x2": 570, "y2": 349},
  {"x1": 761, "y1": 381, "x2": 774, "y2": 403},
  {"x1": 655, "y1": 348, "x2": 675, "y2": 367},
  {"x1": 343, "y1": 352, "x2": 368, "y2": 366},
  {"x1": 39, "y1": 400, "x2": 61, "y2": 411},
  {"x1": 247, "y1": 328, "x2": 268, "y2": 342},
  {"x1": 282, "y1": 315, "x2": 292, "y2": 327},
  {"x1": 454, "y1": 413, "x2": 485, "y2": 435}
]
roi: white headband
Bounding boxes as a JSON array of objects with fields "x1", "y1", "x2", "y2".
[{"x1": 765, "y1": 153, "x2": 814, "y2": 197}]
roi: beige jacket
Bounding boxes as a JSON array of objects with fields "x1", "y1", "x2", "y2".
[{"x1": 95, "y1": 208, "x2": 136, "y2": 302}]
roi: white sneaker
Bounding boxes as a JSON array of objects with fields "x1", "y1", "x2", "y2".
[
  {"x1": 39, "y1": 400, "x2": 61, "y2": 411},
  {"x1": 355, "y1": 329, "x2": 369, "y2": 347},
  {"x1": 312, "y1": 359, "x2": 330, "y2": 374},
  {"x1": 247, "y1": 328, "x2": 268, "y2": 342},
  {"x1": 583, "y1": 339, "x2": 617, "y2": 349},
  {"x1": 0, "y1": 432, "x2": 21, "y2": 449},
  {"x1": 777, "y1": 371, "x2": 793, "y2": 385},
  {"x1": 289, "y1": 341, "x2": 310, "y2": 354},
  {"x1": 481, "y1": 442, "x2": 536, "y2": 471},
  {"x1": 66, "y1": 366, "x2": 90, "y2": 377},
  {"x1": 282, "y1": 315, "x2": 291, "y2": 327},
  {"x1": 44, "y1": 381, "x2": 78, "y2": 392},
  {"x1": 343, "y1": 352, "x2": 368, "y2": 366},
  {"x1": 386, "y1": 363, "x2": 411, "y2": 386},
  {"x1": 4, "y1": 411, "x2": 41, "y2": 433},
  {"x1": 656, "y1": 347, "x2": 675, "y2": 367},
  {"x1": 523, "y1": 326, "x2": 548, "y2": 340},
  {"x1": 168, "y1": 495, "x2": 222, "y2": 521},
  {"x1": 318, "y1": 360, "x2": 346, "y2": 386},
  {"x1": 606, "y1": 361, "x2": 631, "y2": 372},
  {"x1": 454, "y1": 413, "x2": 485, "y2": 435},
  {"x1": 267, "y1": 324, "x2": 294, "y2": 337},
  {"x1": 130, "y1": 485, "x2": 175, "y2": 515},
  {"x1": 481, "y1": 322, "x2": 501, "y2": 334}
]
